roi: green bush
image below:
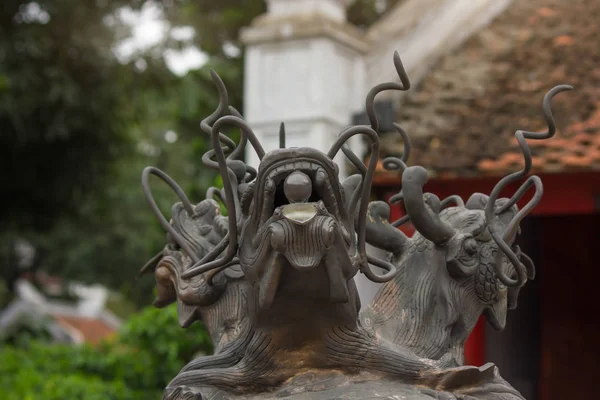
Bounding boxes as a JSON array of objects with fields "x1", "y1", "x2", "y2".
[{"x1": 0, "y1": 304, "x2": 213, "y2": 399}]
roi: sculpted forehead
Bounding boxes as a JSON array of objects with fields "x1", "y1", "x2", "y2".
[
  {"x1": 439, "y1": 208, "x2": 486, "y2": 236},
  {"x1": 257, "y1": 147, "x2": 337, "y2": 174},
  {"x1": 439, "y1": 201, "x2": 519, "y2": 237}
]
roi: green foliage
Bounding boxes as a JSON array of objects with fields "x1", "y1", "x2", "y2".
[
  {"x1": 0, "y1": 0, "x2": 398, "y2": 305},
  {"x1": 0, "y1": 0, "x2": 254, "y2": 305},
  {"x1": 0, "y1": 0, "x2": 134, "y2": 231},
  {"x1": 4, "y1": 370, "x2": 141, "y2": 400},
  {"x1": 117, "y1": 303, "x2": 213, "y2": 385},
  {"x1": 0, "y1": 304, "x2": 213, "y2": 399}
]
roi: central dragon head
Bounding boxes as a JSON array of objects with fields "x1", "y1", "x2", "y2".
[
  {"x1": 238, "y1": 147, "x2": 357, "y2": 309},
  {"x1": 177, "y1": 71, "x2": 398, "y2": 315}
]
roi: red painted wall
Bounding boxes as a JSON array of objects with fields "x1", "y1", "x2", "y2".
[
  {"x1": 378, "y1": 172, "x2": 600, "y2": 217},
  {"x1": 464, "y1": 317, "x2": 486, "y2": 366},
  {"x1": 538, "y1": 215, "x2": 600, "y2": 400}
]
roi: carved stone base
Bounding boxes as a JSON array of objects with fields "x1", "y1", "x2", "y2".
[{"x1": 166, "y1": 364, "x2": 524, "y2": 400}]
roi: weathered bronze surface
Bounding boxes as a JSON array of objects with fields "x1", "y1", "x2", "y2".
[{"x1": 140, "y1": 51, "x2": 571, "y2": 400}]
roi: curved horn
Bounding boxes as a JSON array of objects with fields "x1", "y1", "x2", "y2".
[
  {"x1": 402, "y1": 166, "x2": 454, "y2": 244},
  {"x1": 365, "y1": 255, "x2": 397, "y2": 283},
  {"x1": 507, "y1": 248, "x2": 535, "y2": 309},
  {"x1": 279, "y1": 122, "x2": 286, "y2": 149},
  {"x1": 182, "y1": 115, "x2": 266, "y2": 280},
  {"x1": 385, "y1": 124, "x2": 411, "y2": 165},
  {"x1": 226, "y1": 106, "x2": 248, "y2": 161},
  {"x1": 424, "y1": 193, "x2": 442, "y2": 214},
  {"x1": 181, "y1": 118, "x2": 248, "y2": 280},
  {"x1": 339, "y1": 143, "x2": 368, "y2": 215},
  {"x1": 137, "y1": 250, "x2": 163, "y2": 278},
  {"x1": 342, "y1": 123, "x2": 410, "y2": 190},
  {"x1": 344, "y1": 51, "x2": 411, "y2": 234},
  {"x1": 244, "y1": 166, "x2": 257, "y2": 183},
  {"x1": 342, "y1": 145, "x2": 367, "y2": 175},
  {"x1": 215, "y1": 116, "x2": 266, "y2": 160},
  {"x1": 201, "y1": 70, "x2": 237, "y2": 152},
  {"x1": 495, "y1": 84, "x2": 572, "y2": 214},
  {"x1": 379, "y1": 126, "x2": 411, "y2": 197},
  {"x1": 485, "y1": 84, "x2": 572, "y2": 287},
  {"x1": 182, "y1": 114, "x2": 266, "y2": 280},
  {"x1": 199, "y1": 240, "x2": 234, "y2": 286},
  {"x1": 381, "y1": 123, "x2": 412, "y2": 227},
  {"x1": 205, "y1": 257, "x2": 240, "y2": 285},
  {"x1": 391, "y1": 214, "x2": 410, "y2": 228},
  {"x1": 440, "y1": 195, "x2": 465, "y2": 209},
  {"x1": 507, "y1": 286, "x2": 521, "y2": 310},
  {"x1": 366, "y1": 51, "x2": 410, "y2": 132},
  {"x1": 486, "y1": 175, "x2": 541, "y2": 287},
  {"x1": 519, "y1": 84, "x2": 572, "y2": 141},
  {"x1": 465, "y1": 193, "x2": 489, "y2": 210},
  {"x1": 206, "y1": 187, "x2": 226, "y2": 207},
  {"x1": 385, "y1": 173, "x2": 461, "y2": 229},
  {"x1": 141, "y1": 167, "x2": 200, "y2": 264},
  {"x1": 199, "y1": 79, "x2": 250, "y2": 180},
  {"x1": 328, "y1": 125, "x2": 396, "y2": 282},
  {"x1": 512, "y1": 244, "x2": 536, "y2": 280},
  {"x1": 365, "y1": 201, "x2": 409, "y2": 253},
  {"x1": 520, "y1": 251, "x2": 536, "y2": 280},
  {"x1": 202, "y1": 157, "x2": 242, "y2": 219},
  {"x1": 345, "y1": 51, "x2": 411, "y2": 226},
  {"x1": 389, "y1": 194, "x2": 462, "y2": 229},
  {"x1": 342, "y1": 174, "x2": 363, "y2": 220},
  {"x1": 202, "y1": 109, "x2": 264, "y2": 224}
]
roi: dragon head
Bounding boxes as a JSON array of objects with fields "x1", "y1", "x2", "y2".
[
  {"x1": 139, "y1": 166, "x2": 245, "y2": 337},
  {"x1": 366, "y1": 84, "x2": 571, "y2": 348},
  {"x1": 178, "y1": 71, "x2": 397, "y2": 320}
]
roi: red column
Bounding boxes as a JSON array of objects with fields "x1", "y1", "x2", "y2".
[{"x1": 464, "y1": 317, "x2": 486, "y2": 366}]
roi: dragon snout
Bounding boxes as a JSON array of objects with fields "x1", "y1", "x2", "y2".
[{"x1": 270, "y1": 208, "x2": 336, "y2": 270}]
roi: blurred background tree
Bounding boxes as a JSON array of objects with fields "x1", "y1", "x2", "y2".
[{"x1": 0, "y1": 0, "x2": 262, "y2": 306}]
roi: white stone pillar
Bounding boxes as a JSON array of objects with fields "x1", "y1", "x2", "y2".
[{"x1": 240, "y1": 0, "x2": 370, "y2": 178}]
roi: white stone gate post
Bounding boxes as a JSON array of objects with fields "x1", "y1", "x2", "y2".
[{"x1": 240, "y1": 0, "x2": 369, "y2": 178}]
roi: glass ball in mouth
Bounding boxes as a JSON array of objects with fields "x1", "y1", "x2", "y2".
[{"x1": 283, "y1": 171, "x2": 312, "y2": 203}]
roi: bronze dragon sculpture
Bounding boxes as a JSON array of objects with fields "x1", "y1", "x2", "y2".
[
  {"x1": 361, "y1": 81, "x2": 571, "y2": 399},
  {"x1": 138, "y1": 52, "x2": 571, "y2": 400}
]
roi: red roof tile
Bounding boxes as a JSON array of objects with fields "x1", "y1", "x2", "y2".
[
  {"x1": 476, "y1": 108, "x2": 600, "y2": 174},
  {"x1": 376, "y1": 0, "x2": 600, "y2": 181},
  {"x1": 53, "y1": 315, "x2": 117, "y2": 345}
]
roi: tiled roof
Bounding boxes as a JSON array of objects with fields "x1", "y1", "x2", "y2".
[
  {"x1": 378, "y1": 0, "x2": 600, "y2": 179},
  {"x1": 478, "y1": 109, "x2": 600, "y2": 173},
  {"x1": 53, "y1": 314, "x2": 117, "y2": 345}
]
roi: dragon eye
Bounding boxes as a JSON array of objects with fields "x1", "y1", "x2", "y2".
[{"x1": 463, "y1": 238, "x2": 478, "y2": 255}]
